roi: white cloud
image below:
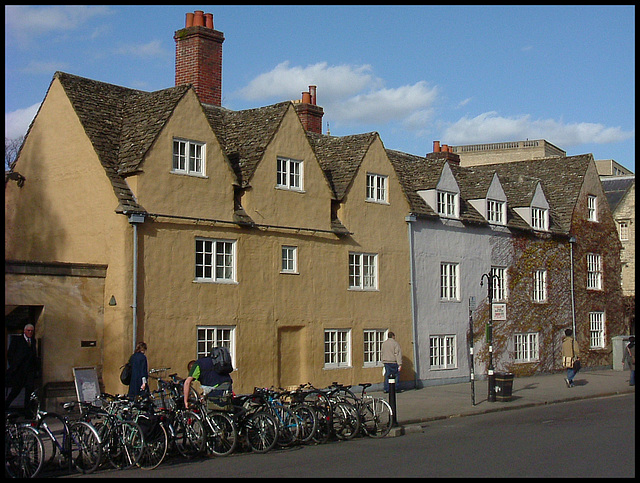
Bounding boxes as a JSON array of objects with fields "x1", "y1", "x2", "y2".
[
  {"x1": 236, "y1": 61, "x2": 439, "y2": 127},
  {"x1": 442, "y1": 112, "x2": 635, "y2": 147},
  {"x1": 5, "y1": 5, "x2": 113, "y2": 38},
  {"x1": 237, "y1": 61, "x2": 377, "y2": 101},
  {"x1": 20, "y1": 60, "x2": 69, "y2": 75},
  {"x1": 113, "y1": 40, "x2": 167, "y2": 58},
  {"x1": 5, "y1": 103, "x2": 40, "y2": 139}
]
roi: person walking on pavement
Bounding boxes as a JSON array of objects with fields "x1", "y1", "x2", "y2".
[
  {"x1": 381, "y1": 331, "x2": 402, "y2": 393},
  {"x1": 562, "y1": 328, "x2": 580, "y2": 388},
  {"x1": 623, "y1": 336, "x2": 635, "y2": 386},
  {"x1": 127, "y1": 341, "x2": 149, "y2": 397},
  {"x1": 5, "y1": 323, "x2": 39, "y2": 415}
]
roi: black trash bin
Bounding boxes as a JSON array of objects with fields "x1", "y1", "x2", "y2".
[{"x1": 494, "y1": 372, "x2": 514, "y2": 401}]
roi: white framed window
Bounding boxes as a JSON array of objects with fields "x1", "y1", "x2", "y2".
[
  {"x1": 586, "y1": 253, "x2": 602, "y2": 290},
  {"x1": 589, "y1": 312, "x2": 605, "y2": 349},
  {"x1": 437, "y1": 190, "x2": 458, "y2": 218},
  {"x1": 514, "y1": 332, "x2": 539, "y2": 362},
  {"x1": 363, "y1": 329, "x2": 387, "y2": 367},
  {"x1": 324, "y1": 329, "x2": 351, "y2": 368},
  {"x1": 440, "y1": 262, "x2": 459, "y2": 301},
  {"x1": 531, "y1": 207, "x2": 548, "y2": 231},
  {"x1": 491, "y1": 266, "x2": 507, "y2": 302},
  {"x1": 587, "y1": 195, "x2": 598, "y2": 222},
  {"x1": 173, "y1": 138, "x2": 205, "y2": 176},
  {"x1": 276, "y1": 157, "x2": 303, "y2": 191},
  {"x1": 487, "y1": 199, "x2": 505, "y2": 225},
  {"x1": 349, "y1": 253, "x2": 378, "y2": 290},
  {"x1": 618, "y1": 220, "x2": 629, "y2": 241},
  {"x1": 281, "y1": 245, "x2": 298, "y2": 274},
  {"x1": 429, "y1": 335, "x2": 456, "y2": 369},
  {"x1": 532, "y1": 269, "x2": 547, "y2": 303},
  {"x1": 366, "y1": 173, "x2": 388, "y2": 203},
  {"x1": 195, "y1": 238, "x2": 236, "y2": 283},
  {"x1": 196, "y1": 326, "x2": 235, "y2": 365}
]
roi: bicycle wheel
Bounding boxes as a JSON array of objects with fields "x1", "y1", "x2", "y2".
[
  {"x1": 173, "y1": 410, "x2": 205, "y2": 458},
  {"x1": 137, "y1": 419, "x2": 168, "y2": 470},
  {"x1": 311, "y1": 404, "x2": 331, "y2": 444},
  {"x1": 5, "y1": 425, "x2": 46, "y2": 478},
  {"x1": 109, "y1": 421, "x2": 144, "y2": 470},
  {"x1": 204, "y1": 411, "x2": 237, "y2": 457},
  {"x1": 245, "y1": 411, "x2": 278, "y2": 454},
  {"x1": 33, "y1": 412, "x2": 67, "y2": 467},
  {"x1": 272, "y1": 405, "x2": 300, "y2": 447},
  {"x1": 69, "y1": 420, "x2": 102, "y2": 474},
  {"x1": 302, "y1": 390, "x2": 332, "y2": 443},
  {"x1": 292, "y1": 404, "x2": 317, "y2": 444},
  {"x1": 361, "y1": 397, "x2": 393, "y2": 438},
  {"x1": 332, "y1": 401, "x2": 361, "y2": 440}
]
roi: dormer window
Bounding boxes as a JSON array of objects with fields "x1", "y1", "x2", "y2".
[
  {"x1": 277, "y1": 157, "x2": 303, "y2": 191},
  {"x1": 173, "y1": 138, "x2": 206, "y2": 176},
  {"x1": 531, "y1": 206, "x2": 548, "y2": 231},
  {"x1": 487, "y1": 199, "x2": 506, "y2": 225},
  {"x1": 587, "y1": 195, "x2": 598, "y2": 222},
  {"x1": 366, "y1": 173, "x2": 388, "y2": 204},
  {"x1": 437, "y1": 190, "x2": 458, "y2": 218}
]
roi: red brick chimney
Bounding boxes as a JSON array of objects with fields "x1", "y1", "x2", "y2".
[
  {"x1": 294, "y1": 85, "x2": 324, "y2": 134},
  {"x1": 427, "y1": 140, "x2": 460, "y2": 164},
  {"x1": 174, "y1": 10, "x2": 224, "y2": 106}
]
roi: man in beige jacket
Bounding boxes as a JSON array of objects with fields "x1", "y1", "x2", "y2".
[
  {"x1": 561, "y1": 328, "x2": 580, "y2": 388},
  {"x1": 381, "y1": 331, "x2": 402, "y2": 393}
]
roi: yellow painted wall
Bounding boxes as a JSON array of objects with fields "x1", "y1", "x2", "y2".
[{"x1": 5, "y1": 78, "x2": 135, "y2": 390}]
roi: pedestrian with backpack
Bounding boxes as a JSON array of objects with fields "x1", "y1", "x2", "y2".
[
  {"x1": 128, "y1": 341, "x2": 149, "y2": 397},
  {"x1": 183, "y1": 346, "x2": 233, "y2": 409}
]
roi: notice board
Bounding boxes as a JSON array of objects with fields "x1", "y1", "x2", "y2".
[{"x1": 73, "y1": 366, "x2": 101, "y2": 404}]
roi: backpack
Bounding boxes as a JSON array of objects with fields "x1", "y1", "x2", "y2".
[
  {"x1": 120, "y1": 356, "x2": 132, "y2": 385},
  {"x1": 210, "y1": 346, "x2": 233, "y2": 375}
]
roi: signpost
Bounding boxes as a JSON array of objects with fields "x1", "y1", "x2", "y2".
[
  {"x1": 480, "y1": 273, "x2": 498, "y2": 402},
  {"x1": 469, "y1": 296, "x2": 476, "y2": 406}
]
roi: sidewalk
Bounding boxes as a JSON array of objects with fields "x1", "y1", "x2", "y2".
[{"x1": 372, "y1": 368, "x2": 635, "y2": 435}]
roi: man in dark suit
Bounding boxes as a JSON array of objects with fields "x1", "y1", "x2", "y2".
[{"x1": 5, "y1": 323, "x2": 39, "y2": 414}]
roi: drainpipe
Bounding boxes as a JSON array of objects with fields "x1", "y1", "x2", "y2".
[
  {"x1": 405, "y1": 214, "x2": 419, "y2": 389},
  {"x1": 569, "y1": 236, "x2": 577, "y2": 339},
  {"x1": 129, "y1": 213, "x2": 145, "y2": 352}
]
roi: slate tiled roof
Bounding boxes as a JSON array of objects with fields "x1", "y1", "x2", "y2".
[
  {"x1": 600, "y1": 176, "x2": 635, "y2": 212},
  {"x1": 56, "y1": 71, "x2": 191, "y2": 213},
  {"x1": 386, "y1": 149, "x2": 486, "y2": 224},
  {"x1": 52, "y1": 71, "x2": 590, "y2": 239},
  {"x1": 305, "y1": 131, "x2": 378, "y2": 201},
  {"x1": 202, "y1": 102, "x2": 290, "y2": 187},
  {"x1": 475, "y1": 154, "x2": 593, "y2": 234}
]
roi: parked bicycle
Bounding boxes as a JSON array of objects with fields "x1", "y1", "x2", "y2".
[
  {"x1": 29, "y1": 390, "x2": 102, "y2": 474},
  {"x1": 5, "y1": 411, "x2": 45, "y2": 478}
]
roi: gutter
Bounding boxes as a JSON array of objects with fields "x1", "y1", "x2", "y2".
[
  {"x1": 405, "y1": 214, "x2": 419, "y2": 389},
  {"x1": 128, "y1": 213, "x2": 145, "y2": 352}
]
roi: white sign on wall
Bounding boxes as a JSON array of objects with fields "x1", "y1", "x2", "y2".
[{"x1": 492, "y1": 303, "x2": 507, "y2": 321}]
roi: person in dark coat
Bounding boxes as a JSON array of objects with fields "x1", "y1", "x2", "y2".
[
  {"x1": 127, "y1": 341, "x2": 149, "y2": 397},
  {"x1": 5, "y1": 324, "x2": 39, "y2": 414}
]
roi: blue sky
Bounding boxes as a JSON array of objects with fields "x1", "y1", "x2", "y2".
[{"x1": 5, "y1": 5, "x2": 636, "y2": 172}]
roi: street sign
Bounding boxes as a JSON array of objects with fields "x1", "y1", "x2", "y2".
[{"x1": 492, "y1": 303, "x2": 507, "y2": 321}]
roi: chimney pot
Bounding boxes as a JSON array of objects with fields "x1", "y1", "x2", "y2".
[
  {"x1": 194, "y1": 10, "x2": 205, "y2": 26},
  {"x1": 309, "y1": 85, "x2": 317, "y2": 105},
  {"x1": 185, "y1": 12, "x2": 194, "y2": 28},
  {"x1": 442, "y1": 144, "x2": 449, "y2": 152},
  {"x1": 433, "y1": 141, "x2": 441, "y2": 152},
  {"x1": 302, "y1": 91, "x2": 311, "y2": 104},
  {"x1": 204, "y1": 13, "x2": 213, "y2": 29}
]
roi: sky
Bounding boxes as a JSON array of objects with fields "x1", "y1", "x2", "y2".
[{"x1": 4, "y1": 5, "x2": 636, "y2": 172}]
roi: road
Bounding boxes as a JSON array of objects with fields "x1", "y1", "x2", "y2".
[{"x1": 57, "y1": 393, "x2": 634, "y2": 478}]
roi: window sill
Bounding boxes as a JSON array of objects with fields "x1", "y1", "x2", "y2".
[{"x1": 170, "y1": 171, "x2": 208, "y2": 179}]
